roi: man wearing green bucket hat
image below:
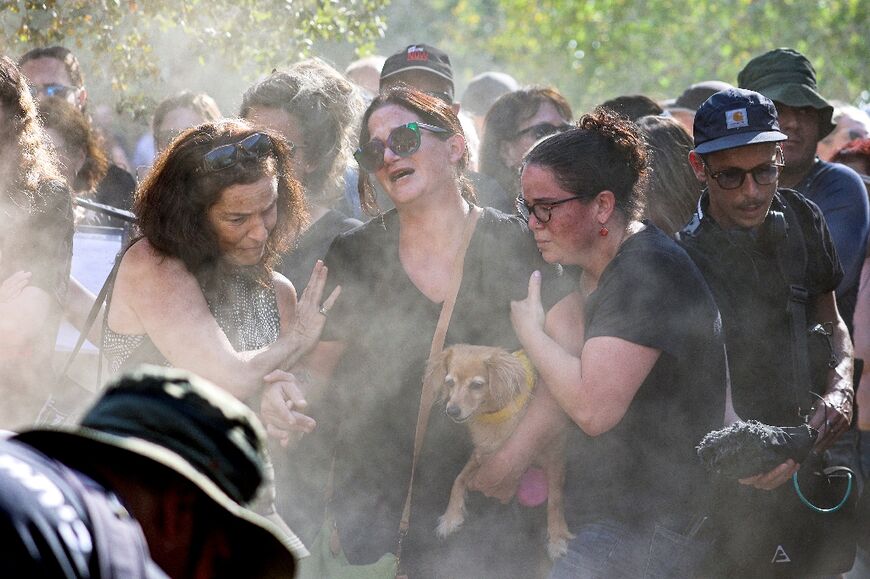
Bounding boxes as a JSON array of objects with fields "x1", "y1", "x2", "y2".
[
  {"x1": 0, "y1": 365, "x2": 305, "y2": 578},
  {"x1": 739, "y1": 48, "x2": 870, "y2": 331}
]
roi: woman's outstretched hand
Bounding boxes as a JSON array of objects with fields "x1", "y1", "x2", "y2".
[
  {"x1": 289, "y1": 260, "x2": 341, "y2": 355},
  {"x1": 511, "y1": 270, "x2": 546, "y2": 347}
]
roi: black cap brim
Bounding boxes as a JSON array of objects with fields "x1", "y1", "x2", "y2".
[{"x1": 694, "y1": 129, "x2": 787, "y2": 154}]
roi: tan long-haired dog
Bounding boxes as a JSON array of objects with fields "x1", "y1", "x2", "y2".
[{"x1": 424, "y1": 344, "x2": 573, "y2": 558}]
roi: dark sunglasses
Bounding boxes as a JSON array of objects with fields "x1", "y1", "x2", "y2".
[
  {"x1": 516, "y1": 194, "x2": 585, "y2": 224},
  {"x1": 354, "y1": 122, "x2": 450, "y2": 172},
  {"x1": 514, "y1": 122, "x2": 573, "y2": 141},
  {"x1": 703, "y1": 149, "x2": 784, "y2": 190},
  {"x1": 201, "y1": 132, "x2": 274, "y2": 173},
  {"x1": 30, "y1": 83, "x2": 76, "y2": 100}
]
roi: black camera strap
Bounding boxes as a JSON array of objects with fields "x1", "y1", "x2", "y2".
[{"x1": 773, "y1": 198, "x2": 811, "y2": 416}]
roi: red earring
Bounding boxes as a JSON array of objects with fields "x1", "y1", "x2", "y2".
[{"x1": 599, "y1": 225, "x2": 609, "y2": 237}]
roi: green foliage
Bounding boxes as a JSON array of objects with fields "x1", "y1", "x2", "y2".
[
  {"x1": 0, "y1": 0, "x2": 389, "y2": 117},
  {"x1": 433, "y1": 0, "x2": 870, "y2": 111}
]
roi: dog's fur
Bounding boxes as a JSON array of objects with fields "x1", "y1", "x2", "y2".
[{"x1": 424, "y1": 344, "x2": 572, "y2": 558}]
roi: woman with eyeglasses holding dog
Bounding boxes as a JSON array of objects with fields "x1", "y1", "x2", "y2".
[
  {"x1": 103, "y1": 119, "x2": 338, "y2": 404},
  {"x1": 275, "y1": 86, "x2": 581, "y2": 577},
  {"x1": 486, "y1": 109, "x2": 729, "y2": 577}
]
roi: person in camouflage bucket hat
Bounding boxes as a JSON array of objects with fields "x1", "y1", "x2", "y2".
[
  {"x1": 13, "y1": 365, "x2": 306, "y2": 578},
  {"x1": 738, "y1": 47, "x2": 835, "y2": 139},
  {"x1": 738, "y1": 47, "x2": 870, "y2": 334}
]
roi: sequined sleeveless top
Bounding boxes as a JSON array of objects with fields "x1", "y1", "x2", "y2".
[{"x1": 103, "y1": 265, "x2": 280, "y2": 375}]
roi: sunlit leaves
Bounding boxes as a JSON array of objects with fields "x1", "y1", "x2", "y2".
[
  {"x1": 436, "y1": 0, "x2": 869, "y2": 111},
  {"x1": 0, "y1": 0, "x2": 388, "y2": 116}
]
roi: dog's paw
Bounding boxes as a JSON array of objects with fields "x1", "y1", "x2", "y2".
[
  {"x1": 436, "y1": 513, "x2": 464, "y2": 538},
  {"x1": 547, "y1": 537, "x2": 569, "y2": 559}
]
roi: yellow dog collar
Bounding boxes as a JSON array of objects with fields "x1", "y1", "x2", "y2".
[{"x1": 475, "y1": 350, "x2": 536, "y2": 425}]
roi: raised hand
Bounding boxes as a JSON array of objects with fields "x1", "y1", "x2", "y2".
[
  {"x1": 511, "y1": 270, "x2": 546, "y2": 347},
  {"x1": 0, "y1": 271, "x2": 31, "y2": 303},
  {"x1": 288, "y1": 260, "x2": 341, "y2": 356}
]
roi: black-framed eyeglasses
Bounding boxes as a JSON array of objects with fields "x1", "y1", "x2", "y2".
[
  {"x1": 516, "y1": 195, "x2": 585, "y2": 224},
  {"x1": 514, "y1": 122, "x2": 573, "y2": 141},
  {"x1": 354, "y1": 122, "x2": 450, "y2": 172},
  {"x1": 702, "y1": 149, "x2": 784, "y2": 190},
  {"x1": 201, "y1": 132, "x2": 274, "y2": 173},
  {"x1": 30, "y1": 83, "x2": 77, "y2": 100}
]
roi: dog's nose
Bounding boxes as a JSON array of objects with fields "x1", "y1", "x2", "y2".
[{"x1": 446, "y1": 405, "x2": 461, "y2": 419}]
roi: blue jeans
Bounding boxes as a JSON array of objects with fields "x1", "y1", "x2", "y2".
[{"x1": 548, "y1": 518, "x2": 710, "y2": 579}]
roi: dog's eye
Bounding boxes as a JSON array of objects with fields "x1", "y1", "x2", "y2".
[
  {"x1": 444, "y1": 377, "x2": 455, "y2": 388},
  {"x1": 470, "y1": 379, "x2": 485, "y2": 390}
]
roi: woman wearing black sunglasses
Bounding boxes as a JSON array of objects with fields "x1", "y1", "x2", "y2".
[
  {"x1": 102, "y1": 119, "x2": 338, "y2": 404},
  {"x1": 478, "y1": 86, "x2": 573, "y2": 212},
  {"x1": 270, "y1": 86, "x2": 580, "y2": 577}
]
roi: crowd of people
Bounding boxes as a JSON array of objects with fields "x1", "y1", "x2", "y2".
[{"x1": 0, "y1": 38, "x2": 868, "y2": 579}]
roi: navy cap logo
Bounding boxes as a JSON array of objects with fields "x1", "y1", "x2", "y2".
[{"x1": 725, "y1": 108, "x2": 749, "y2": 129}]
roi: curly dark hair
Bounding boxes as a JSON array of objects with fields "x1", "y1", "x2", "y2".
[
  {"x1": 38, "y1": 96, "x2": 108, "y2": 194},
  {"x1": 0, "y1": 55, "x2": 64, "y2": 212},
  {"x1": 522, "y1": 108, "x2": 649, "y2": 222},
  {"x1": 356, "y1": 85, "x2": 476, "y2": 216},
  {"x1": 479, "y1": 86, "x2": 573, "y2": 197},
  {"x1": 134, "y1": 119, "x2": 307, "y2": 279}
]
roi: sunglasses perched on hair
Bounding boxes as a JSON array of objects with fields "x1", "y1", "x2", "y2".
[
  {"x1": 702, "y1": 149, "x2": 784, "y2": 190},
  {"x1": 515, "y1": 195, "x2": 585, "y2": 224},
  {"x1": 354, "y1": 122, "x2": 450, "y2": 172},
  {"x1": 201, "y1": 132, "x2": 274, "y2": 173},
  {"x1": 30, "y1": 83, "x2": 77, "y2": 100},
  {"x1": 514, "y1": 122, "x2": 573, "y2": 141}
]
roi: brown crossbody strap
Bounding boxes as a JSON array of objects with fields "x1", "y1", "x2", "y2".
[{"x1": 395, "y1": 205, "x2": 481, "y2": 573}]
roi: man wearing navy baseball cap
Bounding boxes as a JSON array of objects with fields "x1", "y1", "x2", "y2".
[{"x1": 678, "y1": 88, "x2": 856, "y2": 576}]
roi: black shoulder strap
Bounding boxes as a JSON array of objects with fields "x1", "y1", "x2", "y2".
[
  {"x1": 60, "y1": 249, "x2": 125, "y2": 378},
  {"x1": 774, "y1": 198, "x2": 812, "y2": 416}
]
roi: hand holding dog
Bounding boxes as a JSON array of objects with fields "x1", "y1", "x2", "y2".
[
  {"x1": 511, "y1": 271, "x2": 546, "y2": 347},
  {"x1": 260, "y1": 370, "x2": 316, "y2": 447},
  {"x1": 468, "y1": 450, "x2": 523, "y2": 504}
]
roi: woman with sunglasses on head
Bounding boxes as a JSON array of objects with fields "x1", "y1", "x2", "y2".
[
  {"x1": 271, "y1": 86, "x2": 580, "y2": 577},
  {"x1": 0, "y1": 56, "x2": 74, "y2": 430},
  {"x1": 489, "y1": 109, "x2": 728, "y2": 577},
  {"x1": 103, "y1": 119, "x2": 338, "y2": 404},
  {"x1": 478, "y1": 86, "x2": 573, "y2": 213}
]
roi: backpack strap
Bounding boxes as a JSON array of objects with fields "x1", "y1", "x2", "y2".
[{"x1": 773, "y1": 198, "x2": 812, "y2": 416}]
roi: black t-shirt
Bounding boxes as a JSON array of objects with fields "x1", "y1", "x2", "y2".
[
  {"x1": 564, "y1": 223, "x2": 727, "y2": 526},
  {"x1": 317, "y1": 207, "x2": 575, "y2": 577},
  {"x1": 679, "y1": 189, "x2": 843, "y2": 426},
  {"x1": 279, "y1": 209, "x2": 361, "y2": 293}
]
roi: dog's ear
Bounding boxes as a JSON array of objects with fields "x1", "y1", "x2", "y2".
[
  {"x1": 486, "y1": 350, "x2": 527, "y2": 408},
  {"x1": 424, "y1": 347, "x2": 452, "y2": 400}
]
